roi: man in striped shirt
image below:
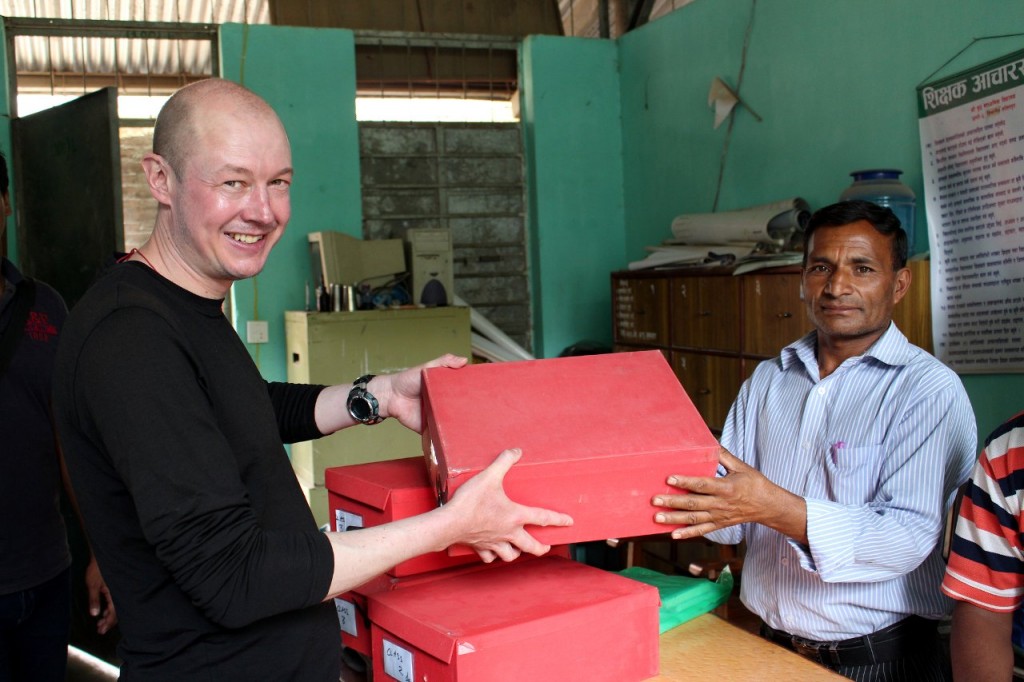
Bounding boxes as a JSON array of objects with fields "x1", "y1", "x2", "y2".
[
  {"x1": 942, "y1": 411, "x2": 1024, "y2": 681},
  {"x1": 653, "y1": 200, "x2": 977, "y2": 681}
]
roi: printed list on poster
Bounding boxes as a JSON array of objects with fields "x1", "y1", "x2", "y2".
[{"x1": 918, "y1": 49, "x2": 1024, "y2": 373}]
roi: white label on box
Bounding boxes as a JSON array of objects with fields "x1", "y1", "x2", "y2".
[
  {"x1": 382, "y1": 639, "x2": 414, "y2": 682},
  {"x1": 334, "y1": 598, "x2": 357, "y2": 636},
  {"x1": 335, "y1": 509, "x2": 363, "y2": 532}
]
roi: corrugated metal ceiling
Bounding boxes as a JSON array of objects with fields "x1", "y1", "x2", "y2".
[
  {"x1": 0, "y1": 0, "x2": 269, "y2": 24},
  {"x1": 1, "y1": 0, "x2": 268, "y2": 87},
  {"x1": 0, "y1": 0, "x2": 691, "y2": 96}
]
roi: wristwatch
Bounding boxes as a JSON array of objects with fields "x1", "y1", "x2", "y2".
[{"x1": 347, "y1": 374, "x2": 384, "y2": 425}]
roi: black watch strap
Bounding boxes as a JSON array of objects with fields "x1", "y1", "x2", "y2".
[{"x1": 347, "y1": 374, "x2": 384, "y2": 425}]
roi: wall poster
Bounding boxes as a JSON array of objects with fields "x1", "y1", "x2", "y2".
[{"x1": 918, "y1": 49, "x2": 1024, "y2": 373}]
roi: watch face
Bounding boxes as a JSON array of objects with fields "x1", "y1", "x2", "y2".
[{"x1": 350, "y1": 397, "x2": 372, "y2": 421}]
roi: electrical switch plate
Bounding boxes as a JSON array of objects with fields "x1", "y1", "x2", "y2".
[{"x1": 247, "y1": 320, "x2": 269, "y2": 344}]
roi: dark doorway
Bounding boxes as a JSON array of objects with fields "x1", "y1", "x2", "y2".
[{"x1": 12, "y1": 86, "x2": 123, "y2": 310}]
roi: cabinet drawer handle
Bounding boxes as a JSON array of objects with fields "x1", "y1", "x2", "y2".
[
  {"x1": 698, "y1": 311, "x2": 711, "y2": 317},
  {"x1": 698, "y1": 388, "x2": 712, "y2": 395},
  {"x1": 776, "y1": 312, "x2": 793, "y2": 319}
]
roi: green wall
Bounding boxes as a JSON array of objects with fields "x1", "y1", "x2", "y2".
[
  {"x1": 222, "y1": 27, "x2": 628, "y2": 368},
  {"x1": 0, "y1": 19, "x2": 14, "y2": 263},
  {"x1": 520, "y1": 35, "x2": 626, "y2": 358},
  {"x1": 616, "y1": 0, "x2": 1024, "y2": 439},
  {"x1": 3, "y1": 12, "x2": 1018, "y2": 437},
  {"x1": 219, "y1": 23, "x2": 363, "y2": 383},
  {"x1": 619, "y1": 0, "x2": 1024, "y2": 258}
]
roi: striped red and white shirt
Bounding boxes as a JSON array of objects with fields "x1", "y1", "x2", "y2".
[{"x1": 943, "y1": 411, "x2": 1024, "y2": 612}]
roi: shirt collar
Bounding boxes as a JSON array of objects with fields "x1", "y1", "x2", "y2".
[{"x1": 780, "y1": 322, "x2": 912, "y2": 375}]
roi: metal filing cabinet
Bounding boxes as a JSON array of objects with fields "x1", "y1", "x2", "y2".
[{"x1": 285, "y1": 307, "x2": 472, "y2": 526}]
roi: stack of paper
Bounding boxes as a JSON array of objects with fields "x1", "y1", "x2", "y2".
[{"x1": 629, "y1": 197, "x2": 811, "y2": 271}]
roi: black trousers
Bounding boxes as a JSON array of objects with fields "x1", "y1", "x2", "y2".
[
  {"x1": 760, "y1": 616, "x2": 950, "y2": 682},
  {"x1": 0, "y1": 569, "x2": 71, "y2": 682}
]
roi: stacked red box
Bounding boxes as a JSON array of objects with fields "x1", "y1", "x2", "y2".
[
  {"x1": 334, "y1": 573, "x2": 393, "y2": 658},
  {"x1": 326, "y1": 457, "x2": 572, "y2": 658},
  {"x1": 421, "y1": 350, "x2": 720, "y2": 549},
  {"x1": 327, "y1": 457, "x2": 479, "y2": 658},
  {"x1": 334, "y1": 551, "x2": 572, "y2": 659},
  {"x1": 334, "y1": 568, "x2": 468, "y2": 658},
  {"x1": 326, "y1": 457, "x2": 480, "y2": 577},
  {"x1": 369, "y1": 555, "x2": 660, "y2": 681}
]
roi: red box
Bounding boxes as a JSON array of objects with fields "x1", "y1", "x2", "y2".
[
  {"x1": 336, "y1": 568, "x2": 465, "y2": 658},
  {"x1": 326, "y1": 457, "x2": 482, "y2": 577},
  {"x1": 422, "y1": 351, "x2": 719, "y2": 548},
  {"x1": 336, "y1": 549, "x2": 574, "y2": 657},
  {"x1": 369, "y1": 556, "x2": 660, "y2": 682},
  {"x1": 335, "y1": 573, "x2": 394, "y2": 658}
]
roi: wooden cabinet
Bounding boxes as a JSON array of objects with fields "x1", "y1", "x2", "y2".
[
  {"x1": 669, "y1": 351, "x2": 743, "y2": 431},
  {"x1": 742, "y1": 274, "x2": 810, "y2": 357},
  {"x1": 612, "y1": 276, "x2": 670, "y2": 346},
  {"x1": 893, "y1": 260, "x2": 932, "y2": 354},
  {"x1": 612, "y1": 261, "x2": 932, "y2": 433},
  {"x1": 671, "y1": 276, "x2": 741, "y2": 353}
]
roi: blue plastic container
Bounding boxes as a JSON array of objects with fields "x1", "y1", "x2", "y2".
[{"x1": 839, "y1": 169, "x2": 916, "y2": 254}]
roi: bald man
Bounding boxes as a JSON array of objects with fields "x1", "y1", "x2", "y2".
[{"x1": 52, "y1": 78, "x2": 571, "y2": 681}]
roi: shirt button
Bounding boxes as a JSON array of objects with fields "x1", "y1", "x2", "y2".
[{"x1": 817, "y1": 385, "x2": 827, "y2": 396}]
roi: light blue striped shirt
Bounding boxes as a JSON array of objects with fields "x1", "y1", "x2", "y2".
[{"x1": 708, "y1": 323, "x2": 977, "y2": 641}]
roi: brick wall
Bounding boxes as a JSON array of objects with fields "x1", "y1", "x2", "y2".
[{"x1": 119, "y1": 127, "x2": 156, "y2": 251}]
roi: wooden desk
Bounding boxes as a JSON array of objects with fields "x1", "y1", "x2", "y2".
[
  {"x1": 341, "y1": 613, "x2": 846, "y2": 681},
  {"x1": 652, "y1": 614, "x2": 847, "y2": 681}
]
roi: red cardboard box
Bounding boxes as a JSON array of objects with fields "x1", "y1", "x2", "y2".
[
  {"x1": 369, "y1": 556, "x2": 660, "y2": 682},
  {"x1": 336, "y1": 548, "x2": 573, "y2": 658},
  {"x1": 336, "y1": 573, "x2": 394, "y2": 658},
  {"x1": 326, "y1": 457, "x2": 480, "y2": 577},
  {"x1": 422, "y1": 350, "x2": 719, "y2": 549},
  {"x1": 336, "y1": 569, "x2": 461, "y2": 658}
]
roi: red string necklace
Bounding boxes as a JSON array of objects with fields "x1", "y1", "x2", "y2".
[{"x1": 117, "y1": 248, "x2": 158, "y2": 273}]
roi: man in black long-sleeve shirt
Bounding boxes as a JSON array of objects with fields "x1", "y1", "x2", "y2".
[{"x1": 52, "y1": 78, "x2": 571, "y2": 681}]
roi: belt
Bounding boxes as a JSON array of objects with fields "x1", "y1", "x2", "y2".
[{"x1": 759, "y1": 616, "x2": 939, "y2": 668}]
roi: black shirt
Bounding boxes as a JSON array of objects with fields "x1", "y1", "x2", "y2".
[
  {"x1": 0, "y1": 258, "x2": 71, "y2": 594},
  {"x1": 52, "y1": 262, "x2": 339, "y2": 681}
]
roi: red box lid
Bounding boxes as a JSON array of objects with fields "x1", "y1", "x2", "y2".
[
  {"x1": 422, "y1": 350, "x2": 719, "y2": 545},
  {"x1": 325, "y1": 457, "x2": 437, "y2": 513},
  {"x1": 368, "y1": 556, "x2": 659, "y2": 665},
  {"x1": 326, "y1": 457, "x2": 485, "y2": 576}
]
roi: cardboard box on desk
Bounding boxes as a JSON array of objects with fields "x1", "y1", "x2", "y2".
[
  {"x1": 421, "y1": 350, "x2": 720, "y2": 550},
  {"x1": 335, "y1": 549, "x2": 571, "y2": 658},
  {"x1": 369, "y1": 556, "x2": 660, "y2": 682},
  {"x1": 325, "y1": 457, "x2": 481, "y2": 577}
]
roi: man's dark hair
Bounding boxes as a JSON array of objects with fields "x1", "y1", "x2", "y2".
[
  {"x1": 802, "y1": 199, "x2": 908, "y2": 270},
  {"x1": 0, "y1": 150, "x2": 8, "y2": 195}
]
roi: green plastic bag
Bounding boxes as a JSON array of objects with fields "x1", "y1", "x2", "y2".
[{"x1": 619, "y1": 565, "x2": 734, "y2": 633}]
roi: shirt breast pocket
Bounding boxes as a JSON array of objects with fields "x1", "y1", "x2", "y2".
[{"x1": 822, "y1": 444, "x2": 884, "y2": 505}]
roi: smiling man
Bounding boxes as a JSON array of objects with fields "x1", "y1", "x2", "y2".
[
  {"x1": 51, "y1": 78, "x2": 571, "y2": 681},
  {"x1": 653, "y1": 200, "x2": 976, "y2": 681}
]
